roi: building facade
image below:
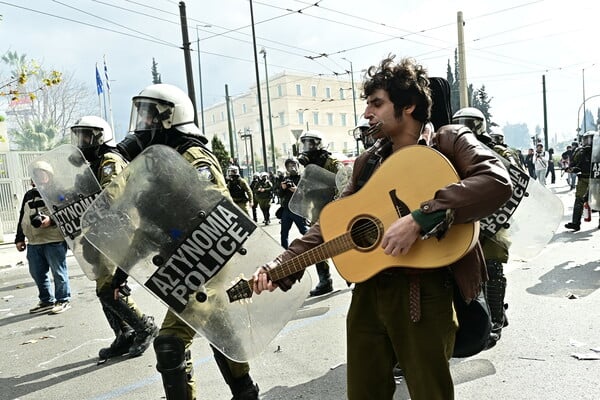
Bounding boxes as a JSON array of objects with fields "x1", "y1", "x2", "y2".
[{"x1": 203, "y1": 72, "x2": 361, "y2": 174}]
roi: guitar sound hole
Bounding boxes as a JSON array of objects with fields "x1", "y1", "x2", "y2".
[{"x1": 349, "y1": 217, "x2": 381, "y2": 251}]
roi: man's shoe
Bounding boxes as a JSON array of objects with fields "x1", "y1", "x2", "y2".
[
  {"x1": 50, "y1": 301, "x2": 71, "y2": 314},
  {"x1": 564, "y1": 222, "x2": 580, "y2": 231},
  {"x1": 232, "y1": 383, "x2": 259, "y2": 400},
  {"x1": 29, "y1": 301, "x2": 55, "y2": 314},
  {"x1": 309, "y1": 279, "x2": 333, "y2": 297}
]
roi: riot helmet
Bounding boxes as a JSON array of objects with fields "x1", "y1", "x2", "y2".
[
  {"x1": 298, "y1": 130, "x2": 327, "y2": 166},
  {"x1": 71, "y1": 115, "x2": 114, "y2": 161},
  {"x1": 118, "y1": 84, "x2": 203, "y2": 161},
  {"x1": 30, "y1": 160, "x2": 54, "y2": 186},
  {"x1": 583, "y1": 131, "x2": 595, "y2": 147},
  {"x1": 352, "y1": 119, "x2": 376, "y2": 148},
  {"x1": 284, "y1": 158, "x2": 299, "y2": 175},
  {"x1": 260, "y1": 172, "x2": 269, "y2": 181},
  {"x1": 452, "y1": 107, "x2": 489, "y2": 143},
  {"x1": 227, "y1": 165, "x2": 240, "y2": 180}
]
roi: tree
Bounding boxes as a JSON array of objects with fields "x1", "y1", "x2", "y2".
[
  {"x1": 446, "y1": 50, "x2": 475, "y2": 117},
  {"x1": 211, "y1": 136, "x2": 230, "y2": 173},
  {"x1": 472, "y1": 85, "x2": 497, "y2": 131},
  {"x1": 1, "y1": 51, "x2": 95, "y2": 150},
  {"x1": 152, "y1": 58, "x2": 162, "y2": 84}
]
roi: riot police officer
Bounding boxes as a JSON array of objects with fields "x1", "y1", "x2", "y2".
[
  {"x1": 71, "y1": 115, "x2": 159, "y2": 361},
  {"x1": 565, "y1": 131, "x2": 594, "y2": 231},
  {"x1": 279, "y1": 158, "x2": 308, "y2": 249},
  {"x1": 453, "y1": 107, "x2": 516, "y2": 346},
  {"x1": 116, "y1": 84, "x2": 259, "y2": 400},
  {"x1": 255, "y1": 172, "x2": 273, "y2": 225},
  {"x1": 249, "y1": 173, "x2": 260, "y2": 223},
  {"x1": 227, "y1": 166, "x2": 253, "y2": 215},
  {"x1": 298, "y1": 130, "x2": 342, "y2": 296}
]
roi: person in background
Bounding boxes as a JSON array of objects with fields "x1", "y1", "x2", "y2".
[
  {"x1": 565, "y1": 132, "x2": 594, "y2": 232},
  {"x1": 524, "y1": 148, "x2": 536, "y2": 179},
  {"x1": 278, "y1": 158, "x2": 309, "y2": 249},
  {"x1": 534, "y1": 143, "x2": 548, "y2": 186},
  {"x1": 297, "y1": 130, "x2": 343, "y2": 296},
  {"x1": 15, "y1": 172, "x2": 71, "y2": 315},
  {"x1": 545, "y1": 148, "x2": 556, "y2": 184},
  {"x1": 255, "y1": 172, "x2": 273, "y2": 225},
  {"x1": 227, "y1": 165, "x2": 253, "y2": 215}
]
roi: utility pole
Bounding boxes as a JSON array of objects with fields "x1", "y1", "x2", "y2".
[
  {"x1": 248, "y1": 0, "x2": 268, "y2": 172},
  {"x1": 457, "y1": 11, "x2": 469, "y2": 108},
  {"x1": 542, "y1": 75, "x2": 548, "y2": 149},
  {"x1": 225, "y1": 84, "x2": 235, "y2": 160},
  {"x1": 260, "y1": 48, "x2": 276, "y2": 172},
  {"x1": 178, "y1": 1, "x2": 197, "y2": 125}
]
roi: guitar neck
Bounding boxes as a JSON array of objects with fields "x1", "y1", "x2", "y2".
[{"x1": 268, "y1": 233, "x2": 354, "y2": 282}]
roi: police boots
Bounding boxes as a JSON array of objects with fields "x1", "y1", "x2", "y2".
[
  {"x1": 99, "y1": 327, "x2": 135, "y2": 360},
  {"x1": 309, "y1": 261, "x2": 333, "y2": 296},
  {"x1": 129, "y1": 315, "x2": 159, "y2": 357}
]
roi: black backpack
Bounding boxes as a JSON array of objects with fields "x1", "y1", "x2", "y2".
[{"x1": 429, "y1": 77, "x2": 452, "y2": 130}]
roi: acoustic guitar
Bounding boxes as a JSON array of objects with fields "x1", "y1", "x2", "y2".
[{"x1": 227, "y1": 145, "x2": 479, "y2": 303}]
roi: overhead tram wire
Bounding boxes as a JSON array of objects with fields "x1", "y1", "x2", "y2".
[
  {"x1": 0, "y1": 1, "x2": 180, "y2": 48},
  {"x1": 52, "y1": 0, "x2": 176, "y2": 47}
]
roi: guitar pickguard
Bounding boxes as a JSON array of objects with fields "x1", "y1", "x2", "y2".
[{"x1": 388, "y1": 189, "x2": 411, "y2": 217}]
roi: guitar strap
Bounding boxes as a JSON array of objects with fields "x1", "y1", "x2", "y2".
[{"x1": 355, "y1": 140, "x2": 393, "y2": 191}]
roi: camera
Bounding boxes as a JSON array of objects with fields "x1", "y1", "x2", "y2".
[{"x1": 30, "y1": 211, "x2": 47, "y2": 228}]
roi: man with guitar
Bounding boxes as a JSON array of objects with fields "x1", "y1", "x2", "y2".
[{"x1": 252, "y1": 55, "x2": 512, "y2": 400}]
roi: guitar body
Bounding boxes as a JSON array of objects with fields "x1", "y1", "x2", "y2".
[{"x1": 319, "y1": 145, "x2": 479, "y2": 283}]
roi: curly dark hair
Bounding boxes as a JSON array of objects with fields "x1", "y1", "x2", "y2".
[{"x1": 361, "y1": 55, "x2": 432, "y2": 123}]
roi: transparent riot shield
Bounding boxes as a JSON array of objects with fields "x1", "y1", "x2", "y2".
[
  {"x1": 80, "y1": 145, "x2": 311, "y2": 362},
  {"x1": 589, "y1": 132, "x2": 600, "y2": 210},
  {"x1": 505, "y1": 177, "x2": 563, "y2": 260},
  {"x1": 289, "y1": 165, "x2": 337, "y2": 223},
  {"x1": 477, "y1": 145, "x2": 563, "y2": 260},
  {"x1": 28, "y1": 144, "x2": 109, "y2": 281}
]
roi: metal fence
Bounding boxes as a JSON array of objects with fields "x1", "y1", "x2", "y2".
[{"x1": 0, "y1": 151, "x2": 44, "y2": 237}]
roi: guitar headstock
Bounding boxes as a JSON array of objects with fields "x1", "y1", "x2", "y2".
[{"x1": 226, "y1": 275, "x2": 253, "y2": 303}]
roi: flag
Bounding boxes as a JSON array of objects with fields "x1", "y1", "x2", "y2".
[
  {"x1": 103, "y1": 57, "x2": 110, "y2": 92},
  {"x1": 95, "y1": 64, "x2": 103, "y2": 95}
]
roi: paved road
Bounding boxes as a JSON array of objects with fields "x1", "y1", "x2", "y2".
[{"x1": 1, "y1": 180, "x2": 600, "y2": 399}]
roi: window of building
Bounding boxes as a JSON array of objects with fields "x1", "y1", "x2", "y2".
[
  {"x1": 311, "y1": 85, "x2": 317, "y2": 97},
  {"x1": 312, "y1": 112, "x2": 319, "y2": 126},
  {"x1": 278, "y1": 112, "x2": 285, "y2": 126},
  {"x1": 325, "y1": 87, "x2": 331, "y2": 99},
  {"x1": 296, "y1": 84, "x2": 302, "y2": 96},
  {"x1": 220, "y1": 111, "x2": 224, "y2": 121},
  {"x1": 339, "y1": 88, "x2": 345, "y2": 100},
  {"x1": 211, "y1": 114, "x2": 216, "y2": 123},
  {"x1": 297, "y1": 111, "x2": 304, "y2": 124},
  {"x1": 242, "y1": 103, "x2": 247, "y2": 114},
  {"x1": 327, "y1": 113, "x2": 333, "y2": 126},
  {"x1": 340, "y1": 113, "x2": 347, "y2": 126},
  {"x1": 277, "y1": 84, "x2": 283, "y2": 97}
]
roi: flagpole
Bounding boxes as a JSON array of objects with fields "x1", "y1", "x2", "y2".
[{"x1": 104, "y1": 55, "x2": 115, "y2": 136}]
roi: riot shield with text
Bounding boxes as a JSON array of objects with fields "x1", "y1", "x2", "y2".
[
  {"x1": 289, "y1": 164, "x2": 352, "y2": 223},
  {"x1": 479, "y1": 162, "x2": 562, "y2": 260},
  {"x1": 589, "y1": 132, "x2": 600, "y2": 210},
  {"x1": 80, "y1": 145, "x2": 311, "y2": 362},
  {"x1": 28, "y1": 144, "x2": 109, "y2": 280},
  {"x1": 477, "y1": 144, "x2": 562, "y2": 260}
]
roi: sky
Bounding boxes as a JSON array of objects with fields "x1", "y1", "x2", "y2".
[{"x1": 1, "y1": 0, "x2": 600, "y2": 145}]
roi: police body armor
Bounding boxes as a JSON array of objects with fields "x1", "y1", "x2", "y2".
[
  {"x1": 588, "y1": 132, "x2": 600, "y2": 210},
  {"x1": 81, "y1": 145, "x2": 311, "y2": 362},
  {"x1": 28, "y1": 144, "x2": 112, "y2": 280}
]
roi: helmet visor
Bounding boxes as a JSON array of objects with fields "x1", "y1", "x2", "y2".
[
  {"x1": 301, "y1": 138, "x2": 320, "y2": 153},
  {"x1": 71, "y1": 126, "x2": 104, "y2": 149},
  {"x1": 129, "y1": 98, "x2": 174, "y2": 133},
  {"x1": 454, "y1": 117, "x2": 484, "y2": 135}
]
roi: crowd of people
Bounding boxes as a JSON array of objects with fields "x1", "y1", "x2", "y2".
[{"x1": 13, "y1": 52, "x2": 598, "y2": 400}]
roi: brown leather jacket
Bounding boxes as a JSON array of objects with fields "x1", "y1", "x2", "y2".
[{"x1": 273, "y1": 125, "x2": 513, "y2": 302}]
